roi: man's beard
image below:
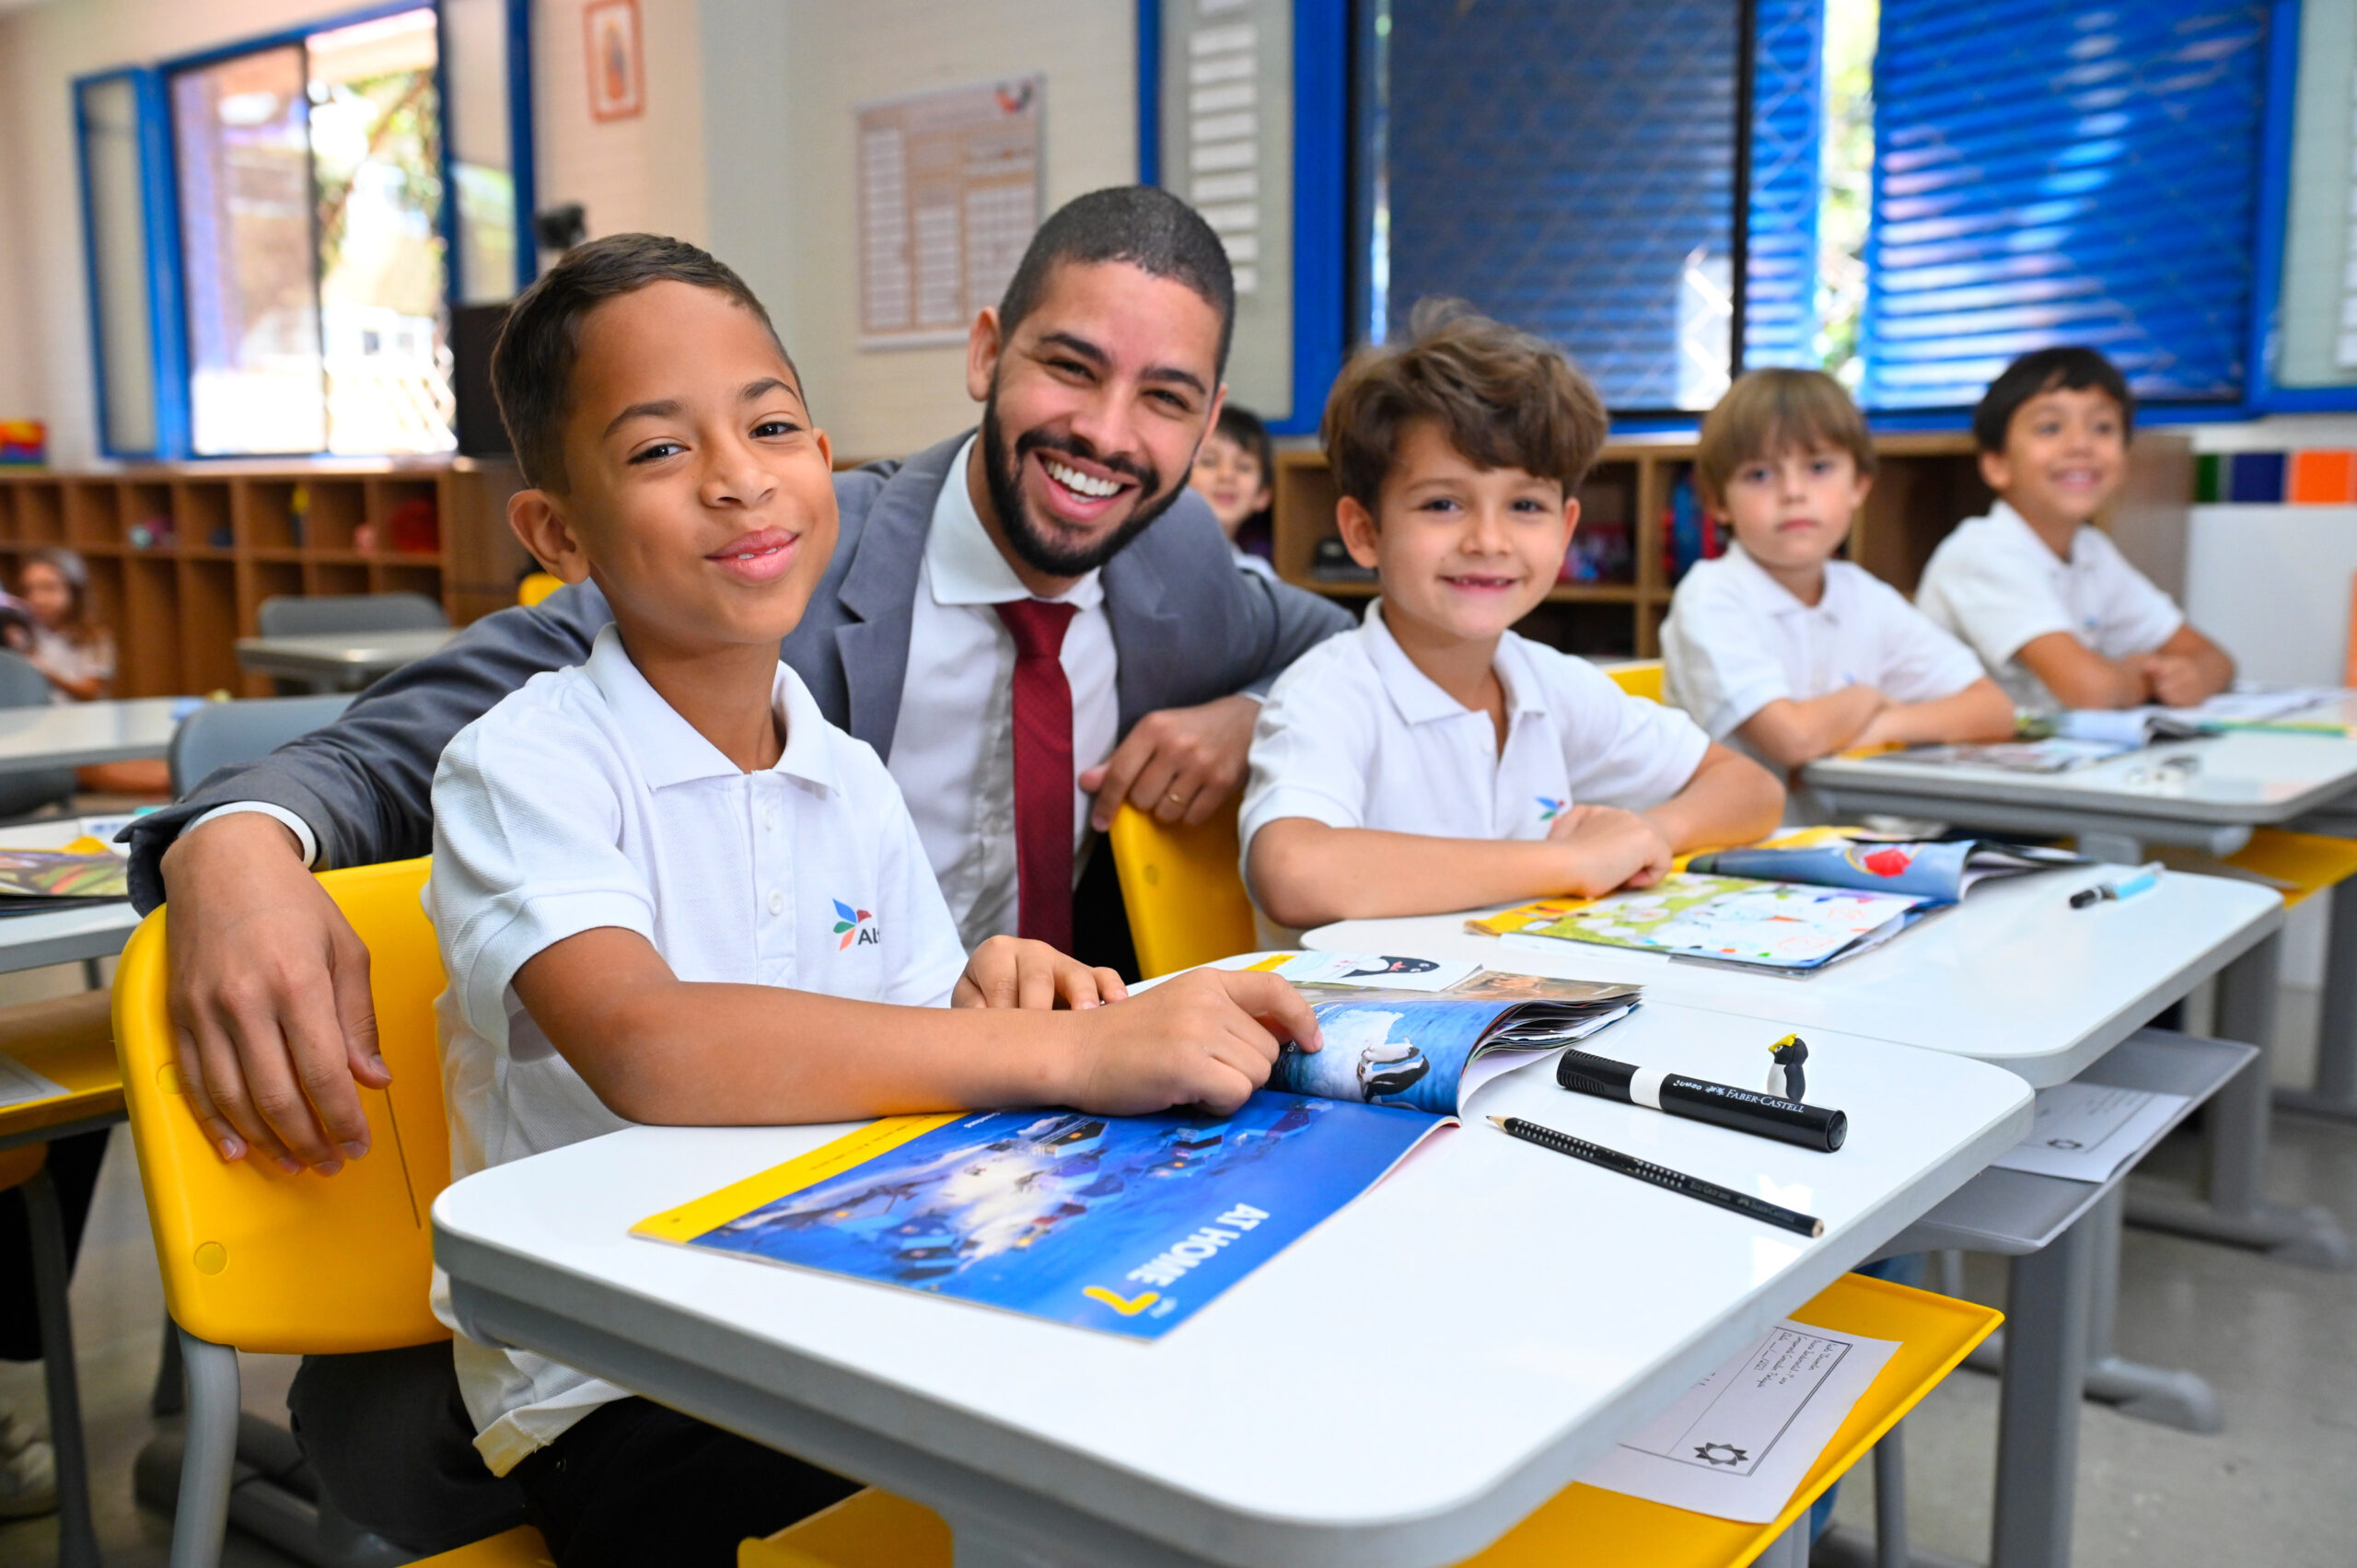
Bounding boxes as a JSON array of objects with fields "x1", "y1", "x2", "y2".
[{"x1": 980, "y1": 397, "x2": 1186, "y2": 579}]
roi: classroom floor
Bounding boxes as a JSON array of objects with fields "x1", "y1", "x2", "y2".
[{"x1": 1, "y1": 975, "x2": 2352, "y2": 1568}]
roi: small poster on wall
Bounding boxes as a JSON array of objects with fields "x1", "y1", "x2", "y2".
[
  {"x1": 855, "y1": 76, "x2": 1044, "y2": 348},
  {"x1": 584, "y1": 0, "x2": 644, "y2": 122}
]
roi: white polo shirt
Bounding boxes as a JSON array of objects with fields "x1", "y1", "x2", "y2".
[
  {"x1": 426, "y1": 623, "x2": 965, "y2": 1475},
  {"x1": 1661, "y1": 543, "x2": 1985, "y2": 747},
  {"x1": 1915, "y1": 501, "x2": 2184, "y2": 712},
  {"x1": 1239, "y1": 600, "x2": 1711, "y2": 861}
]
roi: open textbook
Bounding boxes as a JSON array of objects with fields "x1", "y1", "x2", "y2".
[
  {"x1": 634, "y1": 962, "x2": 1641, "y2": 1338},
  {"x1": 1686, "y1": 834, "x2": 2080, "y2": 903},
  {"x1": 0, "y1": 848, "x2": 128, "y2": 911},
  {"x1": 1469, "y1": 876, "x2": 1925, "y2": 973}
]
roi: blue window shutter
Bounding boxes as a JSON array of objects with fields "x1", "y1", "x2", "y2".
[
  {"x1": 1862, "y1": 1, "x2": 2269, "y2": 410},
  {"x1": 1747, "y1": 0, "x2": 1826, "y2": 370}
]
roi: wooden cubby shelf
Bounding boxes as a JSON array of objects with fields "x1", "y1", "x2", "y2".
[
  {"x1": 0, "y1": 459, "x2": 530, "y2": 697},
  {"x1": 1271, "y1": 431, "x2": 2191, "y2": 661}
]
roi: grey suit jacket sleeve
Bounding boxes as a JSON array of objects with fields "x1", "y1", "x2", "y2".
[{"x1": 125, "y1": 582, "x2": 613, "y2": 912}]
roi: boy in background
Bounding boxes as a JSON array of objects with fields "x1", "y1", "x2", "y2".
[
  {"x1": 1190, "y1": 402, "x2": 1279, "y2": 577},
  {"x1": 432, "y1": 235, "x2": 1320, "y2": 1566},
  {"x1": 1240, "y1": 303, "x2": 1782, "y2": 930},
  {"x1": 1916, "y1": 346, "x2": 2233, "y2": 712},
  {"x1": 1661, "y1": 368, "x2": 2014, "y2": 773}
]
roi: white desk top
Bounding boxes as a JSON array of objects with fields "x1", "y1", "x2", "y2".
[
  {"x1": 0, "y1": 696, "x2": 183, "y2": 771},
  {"x1": 1803, "y1": 703, "x2": 2357, "y2": 828},
  {"x1": 234, "y1": 628, "x2": 454, "y2": 671},
  {"x1": 1308, "y1": 865, "x2": 2282, "y2": 1088},
  {"x1": 435, "y1": 1005, "x2": 2029, "y2": 1568},
  {"x1": 0, "y1": 816, "x2": 141, "y2": 972}
]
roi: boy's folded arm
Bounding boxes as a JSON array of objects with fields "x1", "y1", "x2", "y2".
[
  {"x1": 2153, "y1": 623, "x2": 2235, "y2": 703},
  {"x1": 2014, "y1": 631, "x2": 2152, "y2": 709},
  {"x1": 1854, "y1": 676, "x2": 2017, "y2": 749},
  {"x1": 1246, "y1": 817, "x2": 1633, "y2": 928},
  {"x1": 1736, "y1": 688, "x2": 1887, "y2": 770},
  {"x1": 510, "y1": 927, "x2": 1322, "y2": 1122},
  {"x1": 1642, "y1": 743, "x2": 1785, "y2": 853}
]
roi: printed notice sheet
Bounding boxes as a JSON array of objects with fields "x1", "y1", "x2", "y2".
[
  {"x1": 1579, "y1": 1321, "x2": 1898, "y2": 1522},
  {"x1": 0, "y1": 1052, "x2": 67, "y2": 1112},
  {"x1": 1989, "y1": 1081, "x2": 2190, "y2": 1183}
]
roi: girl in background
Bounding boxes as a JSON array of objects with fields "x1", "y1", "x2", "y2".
[
  {"x1": 1190, "y1": 403, "x2": 1279, "y2": 578},
  {"x1": 17, "y1": 549, "x2": 113, "y2": 703}
]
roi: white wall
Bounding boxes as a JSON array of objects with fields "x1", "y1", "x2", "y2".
[
  {"x1": 0, "y1": 0, "x2": 710, "y2": 464},
  {"x1": 699, "y1": 0, "x2": 1140, "y2": 462}
]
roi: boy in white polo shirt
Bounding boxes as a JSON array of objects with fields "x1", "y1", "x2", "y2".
[
  {"x1": 1241, "y1": 304, "x2": 1783, "y2": 930},
  {"x1": 1661, "y1": 368, "x2": 2013, "y2": 775},
  {"x1": 429, "y1": 235, "x2": 1321, "y2": 1568},
  {"x1": 1915, "y1": 346, "x2": 2234, "y2": 713}
]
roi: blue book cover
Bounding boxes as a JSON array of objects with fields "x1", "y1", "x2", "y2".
[
  {"x1": 634, "y1": 986, "x2": 1640, "y2": 1339},
  {"x1": 1687, "y1": 839, "x2": 2078, "y2": 903},
  {"x1": 634, "y1": 1094, "x2": 1445, "y2": 1340}
]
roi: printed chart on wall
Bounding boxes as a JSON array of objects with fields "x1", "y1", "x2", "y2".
[{"x1": 856, "y1": 76, "x2": 1043, "y2": 348}]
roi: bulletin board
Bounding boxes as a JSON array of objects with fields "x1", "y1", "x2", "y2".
[{"x1": 856, "y1": 75, "x2": 1044, "y2": 349}]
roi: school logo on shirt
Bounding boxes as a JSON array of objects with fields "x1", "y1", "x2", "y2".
[
  {"x1": 831, "y1": 900, "x2": 879, "y2": 950},
  {"x1": 1536, "y1": 796, "x2": 1565, "y2": 822}
]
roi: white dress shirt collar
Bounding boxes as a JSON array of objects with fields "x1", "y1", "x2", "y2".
[
  {"x1": 1360, "y1": 598, "x2": 1550, "y2": 727},
  {"x1": 926, "y1": 436, "x2": 1107, "y2": 613},
  {"x1": 580, "y1": 623, "x2": 839, "y2": 795},
  {"x1": 1721, "y1": 540, "x2": 1851, "y2": 624}
]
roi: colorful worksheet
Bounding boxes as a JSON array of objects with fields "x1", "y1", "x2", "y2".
[{"x1": 1477, "y1": 873, "x2": 1924, "y2": 972}]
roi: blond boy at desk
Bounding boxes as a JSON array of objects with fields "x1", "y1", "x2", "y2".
[
  {"x1": 1916, "y1": 345, "x2": 2234, "y2": 712},
  {"x1": 1660, "y1": 368, "x2": 2014, "y2": 773},
  {"x1": 427, "y1": 235, "x2": 1320, "y2": 1566},
  {"x1": 1239, "y1": 304, "x2": 1783, "y2": 930}
]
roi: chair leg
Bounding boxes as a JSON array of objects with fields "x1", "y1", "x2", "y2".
[
  {"x1": 170, "y1": 1330, "x2": 242, "y2": 1568},
  {"x1": 26, "y1": 1166, "x2": 99, "y2": 1568},
  {"x1": 152, "y1": 1316, "x2": 186, "y2": 1416}
]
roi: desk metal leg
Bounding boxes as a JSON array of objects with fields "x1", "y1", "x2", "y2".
[
  {"x1": 2274, "y1": 875, "x2": 2357, "y2": 1122},
  {"x1": 2125, "y1": 933, "x2": 2353, "y2": 1268},
  {"x1": 2075, "y1": 1186, "x2": 2223, "y2": 1433},
  {"x1": 1991, "y1": 1210, "x2": 2094, "y2": 1568},
  {"x1": 26, "y1": 1167, "x2": 99, "y2": 1568},
  {"x1": 1873, "y1": 1425, "x2": 1908, "y2": 1568}
]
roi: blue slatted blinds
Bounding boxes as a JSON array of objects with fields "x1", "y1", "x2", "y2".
[
  {"x1": 1861, "y1": 1, "x2": 2270, "y2": 410},
  {"x1": 1747, "y1": 0, "x2": 1827, "y2": 371}
]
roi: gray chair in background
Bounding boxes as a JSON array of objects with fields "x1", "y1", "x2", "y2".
[
  {"x1": 167, "y1": 693, "x2": 354, "y2": 799},
  {"x1": 0, "y1": 650, "x2": 78, "y2": 821},
  {"x1": 254, "y1": 592, "x2": 448, "y2": 639}
]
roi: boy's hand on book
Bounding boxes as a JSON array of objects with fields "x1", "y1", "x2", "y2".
[
  {"x1": 1546, "y1": 805, "x2": 1673, "y2": 896},
  {"x1": 953, "y1": 936, "x2": 1130, "y2": 1010},
  {"x1": 2140, "y1": 652, "x2": 2205, "y2": 708},
  {"x1": 157, "y1": 812, "x2": 388, "y2": 1176},
  {"x1": 1062, "y1": 970, "x2": 1322, "y2": 1116}
]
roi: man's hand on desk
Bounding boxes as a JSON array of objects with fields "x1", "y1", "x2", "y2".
[
  {"x1": 1082, "y1": 692, "x2": 1260, "y2": 831},
  {"x1": 158, "y1": 812, "x2": 386, "y2": 1174}
]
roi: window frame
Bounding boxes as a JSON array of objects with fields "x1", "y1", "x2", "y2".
[{"x1": 75, "y1": 0, "x2": 537, "y2": 459}]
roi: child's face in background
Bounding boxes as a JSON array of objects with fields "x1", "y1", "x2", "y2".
[
  {"x1": 1981, "y1": 385, "x2": 2127, "y2": 531},
  {"x1": 1714, "y1": 445, "x2": 1870, "y2": 581},
  {"x1": 540, "y1": 281, "x2": 838, "y2": 656},
  {"x1": 1338, "y1": 420, "x2": 1576, "y2": 647},
  {"x1": 17, "y1": 563, "x2": 71, "y2": 631},
  {"x1": 1190, "y1": 429, "x2": 1271, "y2": 540}
]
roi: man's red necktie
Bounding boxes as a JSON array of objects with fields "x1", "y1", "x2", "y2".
[{"x1": 993, "y1": 599, "x2": 1079, "y2": 953}]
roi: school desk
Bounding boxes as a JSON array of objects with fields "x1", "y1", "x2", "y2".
[
  {"x1": 434, "y1": 1005, "x2": 2029, "y2": 1568},
  {"x1": 0, "y1": 693, "x2": 183, "y2": 772},
  {"x1": 0, "y1": 816, "x2": 146, "y2": 976},
  {"x1": 233, "y1": 626, "x2": 456, "y2": 692},
  {"x1": 1303, "y1": 865, "x2": 2305, "y2": 1440}
]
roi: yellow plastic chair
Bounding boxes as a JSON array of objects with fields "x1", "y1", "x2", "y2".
[
  {"x1": 1106, "y1": 798, "x2": 1260, "y2": 979},
  {"x1": 0, "y1": 989, "x2": 122, "y2": 1568},
  {"x1": 1603, "y1": 658, "x2": 1666, "y2": 703},
  {"x1": 115, "y1": 858, "x2": 549, "y2": 1568},
  {"x1": 517, "y1": 572, "x2": 563, "y2": 608},
  {"x1": 741, "y1": 1273, "x2": 1998, "y2": 1568}
]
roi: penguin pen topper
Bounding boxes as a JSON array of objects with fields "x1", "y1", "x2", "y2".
[{"x1": 1766, "y1": 1034, "x2": 1809, "y2": 1102}]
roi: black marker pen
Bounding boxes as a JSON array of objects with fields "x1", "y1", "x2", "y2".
[{"x1": 1556, "y1": 1049, "x2": 1848, "y2": 1152}]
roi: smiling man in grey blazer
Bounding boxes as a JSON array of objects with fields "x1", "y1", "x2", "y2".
[{"x1": 133, "y1": 186, "x2": 1349, "y2": 1182}]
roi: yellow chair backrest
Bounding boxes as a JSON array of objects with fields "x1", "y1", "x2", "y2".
[
  {"x1": 115, "y1": 857, "x2": 453, "y2": 1354},
  {"x1": 1106, "y1": 800, "x2": 1260, "y2": 980},
  {"x1": 517, "y1": 572, "x2": 563, "y2": 608},
  {"x1": 1604, "y1": 659, "x2": 1665, "y2": 703}
]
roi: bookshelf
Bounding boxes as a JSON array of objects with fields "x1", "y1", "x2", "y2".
[
  {"x1": 0, "y1": 459, "x2": 531, "y2": 698},
  {"x1": 1270, "y1": 431, "x2": 2194, "y2": 659}
]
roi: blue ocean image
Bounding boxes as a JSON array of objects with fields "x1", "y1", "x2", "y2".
[
  {"x1": 1273, "y1": 1000, "x2": 1503, "y2": 1116},
  {"x1": 688, "y1": 1091, "x2": 1438, "y2": 1339}
]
